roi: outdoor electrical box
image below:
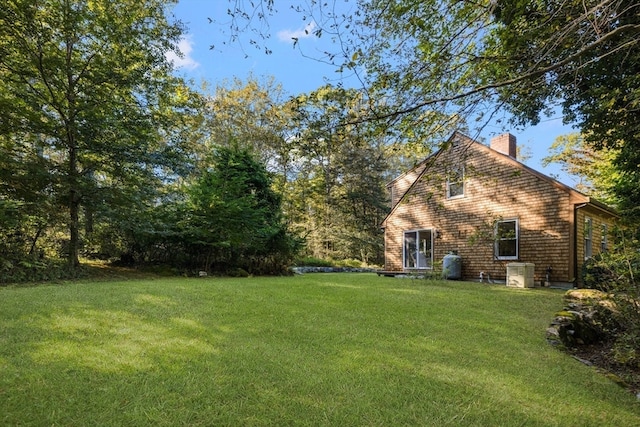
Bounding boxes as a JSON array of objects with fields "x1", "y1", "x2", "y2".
[{"x1": 506, "y1": 263, "x2": 535, "y2": 288}]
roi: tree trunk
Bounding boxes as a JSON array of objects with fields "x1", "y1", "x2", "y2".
[
  {"x1": 68, "y1": 149, "x2": 80, "y2": 269},
  {"x1": 84, "y1": 205, "x2": 93, "y2": 234},
  {"x1": 65, "y1": 29, "x2": 80, "y2": 270},
  {"x1": 66, "y1": 97, "x2": 80, "y2": 269}
]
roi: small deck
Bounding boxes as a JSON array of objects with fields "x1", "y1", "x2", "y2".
[{"x1": 376, "y1": 270, "x2": 404, "y2": 277}]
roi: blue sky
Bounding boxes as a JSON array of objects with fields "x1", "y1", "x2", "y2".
[{"x1": 168, "y1": 0, "x2": 578, "y2": 186}]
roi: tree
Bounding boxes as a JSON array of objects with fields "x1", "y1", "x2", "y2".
[
  {"x1": 198, "y1": 78, "x2": 391, "y2": 264},
  {"x1": 333, "y1": 134, "x2": 389, "y2": 264},
  {"x1": 221, "y1": 1, "x2": 638, "y2": 137},
  {"x1": 287, "y1": 85, "x2": 389, "y2": 263},
  {"x1": 179, "y1": 145, "x2": 298, "y2": 274},
  {"x1": 219, "y1": 0, "x2": 640, "y2": 220},
  {"x1": 0, "y1": 0, "x2": 192, "y2": 268},
  {"x1": 0, "y1": 133, "x2": 64, "y2": 259},
  {"x1": 487, "y1": 0, "x2": 640, "y2": 219},
  {"x1": 203, "y1": 76, "x2": 297, "y2": 192},
  {"x1": 542, "y1": 133, "x2": 619, "y2": 206},
  {"x1": 218, "y1": 1, "x2": 496, "y2": 139}
]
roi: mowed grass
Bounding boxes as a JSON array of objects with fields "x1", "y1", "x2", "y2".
[{"x1": 1, "y1": 274, "x2": 639, "y2": 426}]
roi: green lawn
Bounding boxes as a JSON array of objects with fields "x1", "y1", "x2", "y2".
[{"x1": 1, "y1": 273, "x2": 639, "y2": 426}]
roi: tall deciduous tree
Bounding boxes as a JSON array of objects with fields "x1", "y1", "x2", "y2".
[
  {"x1": 487, "y1": 0, "x2": 640, "y2": 219},
  {"x1": 288, "y1": 85, "x2": 389, "y2": 263},
  {"x1": 199, "y1": 78, "x2": 392, "y2": 264},
  {"x1": 0, "y1": 0, "x2": 191, "y2": 267},
  {"x1": 542, "y1": 133, "x2": 619, "y2": 206},
  {"x1": 203, "y1": 76, "x2": 296, "y2": 191}
]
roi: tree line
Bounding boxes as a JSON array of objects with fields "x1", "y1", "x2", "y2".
[
  {"x1": 2, "y1": 0, "x2": 639, "y2": 283},
  {"x1": 0, "y1": 1, "x2": 420, "y2": 281},
  {"x1": 225, "y1": 0, "x2": 639, "y2": 221}
]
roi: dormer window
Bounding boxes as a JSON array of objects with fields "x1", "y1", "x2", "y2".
[{"x1": 446, "y1": 166, "x2": 464, "y2": 199}]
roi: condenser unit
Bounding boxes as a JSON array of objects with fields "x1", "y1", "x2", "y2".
[{"x1": 506, "y1": 263, "x2": 535, "y2": 288}]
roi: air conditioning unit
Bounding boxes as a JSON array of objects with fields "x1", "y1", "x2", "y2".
[{"x1": 506, "y1": 263, "x2": 535, "y2": 288}]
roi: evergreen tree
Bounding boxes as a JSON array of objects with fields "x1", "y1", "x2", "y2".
[{"x1": 180, "y1": 145, "x2": 298, "y2": 274}]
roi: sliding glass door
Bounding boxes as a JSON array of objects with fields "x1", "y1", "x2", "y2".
[{"x1": 403, "y1": 230, "x2": 433, "y2": 269}]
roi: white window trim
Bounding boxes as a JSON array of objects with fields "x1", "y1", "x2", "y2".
[
  {"x1": 403, "y1": 229, "x2": 434, "y2": 270},
  {"x1": 446, "y1": 167, "x2": 465, "y2": 199},
  {"x1": 495, "y1": 218, "x2": 519, "y2": 260}
]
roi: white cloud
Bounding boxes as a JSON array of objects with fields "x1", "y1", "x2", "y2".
[
  {"x1": 166, "y1": 36, "x2": 199, "y2": 70},
  {"x1": 277, "y1": 21, "x2": 317, "y2": 43}
]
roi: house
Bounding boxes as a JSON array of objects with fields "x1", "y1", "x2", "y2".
[{"x1": 380, "y1": 131, "x2": 618, "y2": 287}]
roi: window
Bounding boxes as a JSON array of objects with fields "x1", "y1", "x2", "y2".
[
  {"x1": 446, "y1": 167, "x2": 464, "y2": 199},
  {"x1": 584, "y1": 217, "x2": 593, "y2": 259},
  {"x1": 601, "y1": 223, "x2": 608, "y2": 252},
  {"x1": 403, "y1": 230, "x2": 433, "y2": 269},
  {"x1": 495, "y1": 219, "x2": 518, "y2": 260}
]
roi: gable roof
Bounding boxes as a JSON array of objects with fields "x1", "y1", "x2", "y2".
[{"x1": 381, "y1": 131, "x2": 618, "y2": 227}]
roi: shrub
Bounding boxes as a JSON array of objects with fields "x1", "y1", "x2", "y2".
[
  {"x1": 0, "y1": 257, "x2": 87, "y2": 284},
  {"x1": 334, "y1": 258, "x2": 364, "y2": 268},
  {"x1": 581, "y1": 239, "x2": 640, "y2": 366},
  {"x1": 293, "y1": 257, "x2": 334, "y2": 267},
  {"x1": 582, "y1": 254, "x2": 619, "y2": 292}
]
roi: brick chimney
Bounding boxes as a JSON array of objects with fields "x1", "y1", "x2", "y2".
[{"x1": 490, "y1": 133, "x2": 517, "y2": 158}]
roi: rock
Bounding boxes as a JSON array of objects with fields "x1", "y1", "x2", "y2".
[
  {"x1": 547, "y1": 289, "x2": 621, "y2": 348},
  {"x1": 565, "y1": 288, "x2": 608, "y2": 302}
]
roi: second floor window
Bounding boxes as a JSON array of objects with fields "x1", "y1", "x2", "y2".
[{"x1": 446, "y1": 167, "x2": 464, "y2": 199}]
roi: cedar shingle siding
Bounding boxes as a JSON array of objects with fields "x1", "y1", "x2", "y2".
[{"x1": 381, "y1": 132, "x2": 617, "y2": 286}]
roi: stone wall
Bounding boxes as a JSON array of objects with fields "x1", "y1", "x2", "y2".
[{"x1": 546, "y1": 289, "x2": 619, "y2": 347}]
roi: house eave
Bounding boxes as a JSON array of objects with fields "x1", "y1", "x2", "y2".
[{"x1": 575, "y1": 198, "x2": 620, "y2": 219}]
